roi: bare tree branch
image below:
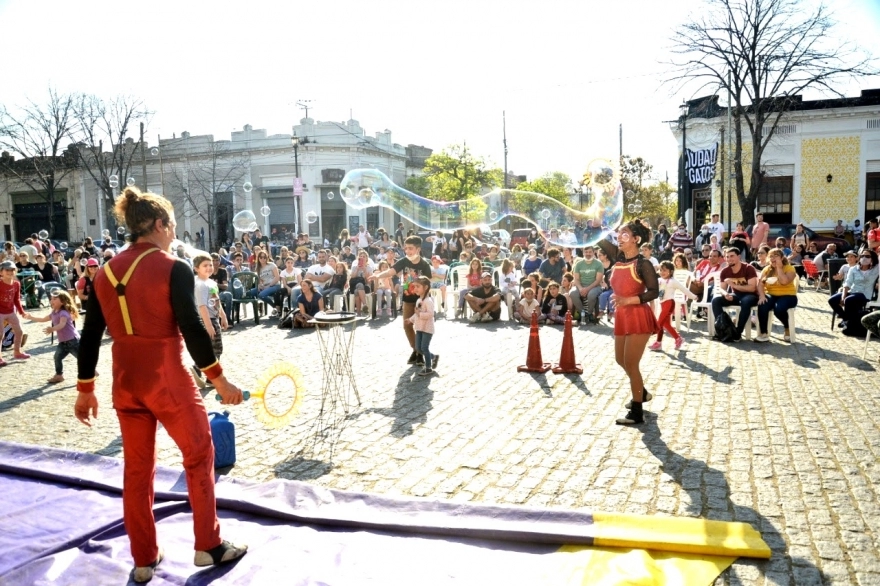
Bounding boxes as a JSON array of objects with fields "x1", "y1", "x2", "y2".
[{"x1": 666, "y1": 0, "x2": 878, "y2": 226}]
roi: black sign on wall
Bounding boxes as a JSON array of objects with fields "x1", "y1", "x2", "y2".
[
  {"x1": 349, "y1": 215, "x2": 360, "y2": 234},
  {"x1": 685, "y1": 143, "x2": 718, "y2": 186},
  {"x1": 322, "y1": 169, "x2": 345, "y2": 184}
]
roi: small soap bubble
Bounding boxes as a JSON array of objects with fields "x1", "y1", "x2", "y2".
[
  {"x1": 489, "y1": 211, "x2": 498, "y2": 221},
  {"x1": 117, "y1": 226, "x2": 126, "y2": 235},
  {"x1": 109, "y1": 175, "x2": 119, "y2": 188},
  {"x1": 232, "y1": 279, "x2": 243, "y2": 290},
  {"x1": 357, "y1": 188, "x2": 375, "y2": 207},
  {"x1": 38, "y1": 229, "x2": 49, "y2": 239},
  {"x1": 260, "y1": 206, "x2": 271, "y2": 217},
  {"x1": 208, "y1": 299, "x2": 216, "y2": 308},
  {"x1": 242, "y1": 182, "x2": 253, "y2": 193},
  {"x1": 80, "y1": 258, "x2": 87, "y2": 267},
  {"x1": 540, "y1": 209, "x2": 551, "y2": 220},
  {"x1": 150, "y1": 147, "x2": 159, "y2": 156},
  {"x1": 326, "y1": 191, "x2": 334, "y2": 200},
  {"x1": 625, "y1": 190, "x2": 635, "y2": 201},
  {"x1": 232, "y1": 210, "x2": 259, "y2": 232},
  {"x1": 588, "y1": 159, "x2": 616, "y2": 187},
  {"x1": 102, "y1": 229, "x2": 111, "y2": 238},
  {"x1": 305, "y1": 211, "x2": 318, "y2": 224},
  {"x1": 60, "y1": 242, "x2": 68, "y2": 250},
  {"x1": 126, "y1": 177, "x2": 136, "y2": 187}
]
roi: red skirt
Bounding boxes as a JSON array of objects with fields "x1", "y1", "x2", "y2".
[{"x1": 614, "y1": 303, "x2": 659, "y2": 336}]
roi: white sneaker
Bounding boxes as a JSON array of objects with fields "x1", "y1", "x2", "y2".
[
  {"x1": 469, "y1": 312, "x2": 481, "y2": 323},
  {"x1": 133, "y1": 547, "x2": 164, "y2": 583},
  {"x1": 755, "y1": 334, "x2": 770, "y2": 343}
]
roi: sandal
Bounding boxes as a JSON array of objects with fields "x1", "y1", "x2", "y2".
[
  {"x1": 133, "y1": 547, "x2": 164, "y2": 583},
  {"x1": 47, "y1": 374, "x2": 65, "y2": 384},
  {"x1": 194, "y1": 540, "x2": 248, "y2": 567}
]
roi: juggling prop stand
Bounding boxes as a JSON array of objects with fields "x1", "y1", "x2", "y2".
[
  {"x1": 295, "y1": 312, "x2": 364, "y2": 458},
  {"x1": 552, "y1": 311, "x2": 583, "y2": 374},
  {"x1": 517, "y1": 312, "x2": 551, "y2": 373}
]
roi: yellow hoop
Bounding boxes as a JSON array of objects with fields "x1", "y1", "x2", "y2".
[{"x1": 251, "y1": 362, "x2": 305, "y2": 429}]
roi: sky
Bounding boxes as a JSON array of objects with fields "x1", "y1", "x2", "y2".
[{"x1": 1, "y1": 0, "x2": 879, "y2": 188}]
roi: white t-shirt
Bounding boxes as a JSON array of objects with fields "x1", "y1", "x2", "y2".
[
  {"x1": 306, "y1": 263, "x2": 336, "y2": 284},
  {"x1": 518, "y1": 298, "x2": 540, "y2": 319},
  {"x1": 709, "y1": 221, "x2": 726, "y2": 243},
  {"x1": 279, "y1": 267, "x2": 300, "y2": 287},
  {"x1": 355, "y1": 230, "x2": 371, "y2": 248}
]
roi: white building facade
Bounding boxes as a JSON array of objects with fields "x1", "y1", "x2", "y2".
[{"x1": 0, "y1": 118, "x2": 431, "y2": 248}]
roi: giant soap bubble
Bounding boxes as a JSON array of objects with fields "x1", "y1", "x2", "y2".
[
  {"x1": 232, "y1": 209, "x2": 259, "y2": 232},
  {"x1": 339, "y1": 164, "x2": 623, "y2": 248}
]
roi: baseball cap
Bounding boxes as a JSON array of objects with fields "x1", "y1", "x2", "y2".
[
  {"x1": 86, "y1": 258, "x2": 100, "y2": 267},
  {"x1": 845, "y1": 250, "x2": 858, "y2": 257},
  {"x1": 0, "y1": 260, "x2": 15, "y2": 270},
  {"x1": 481, "y1": 271, "x2": 492, "y2": 278},
  {"x1": 431, "y1": 255, "x2": 442, "y2": 262}
]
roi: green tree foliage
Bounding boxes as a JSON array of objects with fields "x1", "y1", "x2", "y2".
[
  {"x1": 617, "y1": 155, "x2": 677, "y2": 226},
  {"x1": 513, "y1": 171, "x2": 573, "y2": 223},
  {"x1": 422, "y1": 144, "x2": 502, "y2": 202}
]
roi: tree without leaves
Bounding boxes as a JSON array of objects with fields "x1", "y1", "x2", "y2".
[
  {"x1": 71, "y1": 94, "x2": 152, "y2": 230},
  {"x1": 164, "y1": 138, "x2": 248, "y2": 249},
  {"x1": 0, "y1": 88, "x2": 79, "y2": 238},
  {"x1": 613, "y1": 155, "x2": 677, "y2": 227},
  {"x1": 668, "y1": 0, "x2": 877, "y2": 226}
]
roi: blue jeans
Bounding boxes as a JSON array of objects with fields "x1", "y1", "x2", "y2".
[
  {"x1": 599, "y1": 289, "x2": 614, "y2": 313},
  {"x1": 415, "y1": 331, "x2": 433, "y2": 369},
  {"x1": 757, "y1": 294, "x2": 798, "y2": 333},
  {"x1": 711, "y1": 292, "x2": 758, "y2": 335},
  {"x1": 54, "y1": 339, "x2": 80, "y2": 375},
  {"x1": 251, "y1": 284, "x2": 282, "y2": 307},
  {"x1": 219, "y1": 291, "x2": 233, "y2": 320}
]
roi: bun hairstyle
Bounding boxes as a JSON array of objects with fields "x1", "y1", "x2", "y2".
[
  {"x1": 114, "y1": 187, "x2": 174, "y2": 242},
  {"x1": 623, "y1": 218, "x2": 652, "y2": 246}
]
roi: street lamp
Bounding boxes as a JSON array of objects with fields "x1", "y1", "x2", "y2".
[
  {"x1": 678, "y1": 101, "x2": 689, "y2": 229},
  {"x1": 291, "y1": 133, "x2": 301, "y2": 233}
]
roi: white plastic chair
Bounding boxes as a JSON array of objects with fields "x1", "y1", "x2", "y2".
[
  {"x1": 672, "y1": 269, "x2": 694, "y2": 332},
  {"x1": 690, "y1": 271, "x2": 721, "y2": 336},
  {"x1": 449, "y1": 265, "x2": 473, "y2": 318},
  {"x1": 745, "y1": 276, "x2": 800, "y2": 343},
  {"x1": 862, "y1": 299, "x2": 880, "y2": 359}
]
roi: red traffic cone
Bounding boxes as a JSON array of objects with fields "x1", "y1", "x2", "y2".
[
  {"x1": 553, "y1": 311, "x2": 583, "y2": 374},
  {"x1": 518, "y1": 311, "x2": 551, "y2": 373}
]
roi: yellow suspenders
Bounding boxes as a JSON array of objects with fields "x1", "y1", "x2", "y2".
[{"x1": 102, "y1": 248, "x2": 159, "y2": 335}]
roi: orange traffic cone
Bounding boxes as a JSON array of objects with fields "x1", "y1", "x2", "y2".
[
  {"x1": 553, "y1": 311, "x2": 583, "y2": 374},
  {"x1": 518, "y1": 311, "x2": 551, "y2": 373}
]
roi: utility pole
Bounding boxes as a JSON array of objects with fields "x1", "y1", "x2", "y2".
[
  {"x1": 503, "y1": 111, "x2": 508, "y2": 189},
  {"x1": 140, "y1": 122, "x2": 148, "y2": 191},
  {"x1": 619, "y1": 124, "x2": 623, "y2": 167},
  {"x1": 296, "y1": 99, "x2": 313, "y2": 121}
]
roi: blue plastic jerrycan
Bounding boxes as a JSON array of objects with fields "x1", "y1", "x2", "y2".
[{"x1": 208, "y1": 411, "x2": 236, "y2": 468}]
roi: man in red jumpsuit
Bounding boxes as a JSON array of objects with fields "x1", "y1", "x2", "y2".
[{"x1": 76, "y1": 187, "x2": 247, "y2": 582}]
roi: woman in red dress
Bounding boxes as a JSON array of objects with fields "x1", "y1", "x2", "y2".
[{"x1": 600, "y1": 220, "x2": 659, "y2": 425}]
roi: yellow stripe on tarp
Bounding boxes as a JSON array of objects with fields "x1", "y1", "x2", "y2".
[
  {"x1": 591, "y1": 512, "x2": 771, "y2": 559},
  {"x1": 545, "y1": 545, "x2": 736, "y2": 586}
]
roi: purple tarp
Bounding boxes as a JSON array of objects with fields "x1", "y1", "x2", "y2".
[{"x1": 0, "y1": 441, "x2": 599, "y2": 585}]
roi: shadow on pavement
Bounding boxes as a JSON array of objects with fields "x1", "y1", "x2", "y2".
[
  {"x1": 638, "y1": 415, "x2": 827, "y2": 584},
  {"x1": 365, "y1": 368, "x2": 434, "y2": 438},
  {"x1": 0, "y1": 382, "x2": 67, "y2": 413},
  {"x1": 273, "y1": 456, "x2": 333, "y2": 481}
]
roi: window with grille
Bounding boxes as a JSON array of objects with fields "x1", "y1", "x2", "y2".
[
  {"x1": 867, "y1": 173, "x2": 880, "y2": 214},
  {"x1": 867, "y1": 119, "x2": 880, "y2": 130},
  {"x1": 756, "y1": 176, "x2": 793, "y2": 215}
]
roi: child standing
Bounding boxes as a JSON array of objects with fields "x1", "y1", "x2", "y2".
[
  {"x1": 499, "y1": 258, "x2": 518, "y2": 321},
  {"x1": 190, "y1": 254, "x2": 229, "y2": 389},
  {"x1": 374, "y1": 260, "x2": 394, "y2": 317},
  {"x1": 408, "y1": 276, "x2": 438, "y2": 376},
  {"x1": 26, "y1": 290, "x2": 79, "y2": 383},
  {"x1": 514, "y1": 286, "x2": 540, "y2": 323},
  {"x1": 0, "y1": 260, "x2": 30, "y2": 366},
  {"x1": 650, "y1": 260, "x2": 697, "y2": 351}
]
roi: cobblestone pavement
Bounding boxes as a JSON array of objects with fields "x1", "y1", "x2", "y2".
[{"x1": 2, "y1": 289, "x2": 879, "y2": 585}]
